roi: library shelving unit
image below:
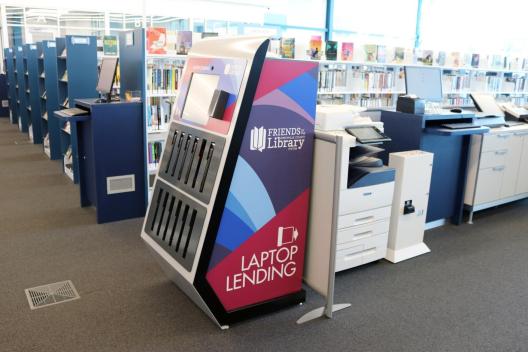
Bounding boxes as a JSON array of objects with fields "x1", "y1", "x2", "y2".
[
  {"x1": 39, "y1": 40, "x2": 61, "y2": 160},
  {"x1": 55, "y1": 35, "x2": 98, "y2": 183},
  {"x1": 119, "y1": 28, "x2": 186, "y2": 199},
  {"x1": 4, "y1": 48, "x2": 18, "y2": 125},
  {"x1": 25, "y1": 43, "x2": 43, "y2": 144},
  {"x1": 316, "y1": 59, "x2": 528, "y2": 108},
  {"x1": 15, "y1": 45, "x2": 29, "y2": 133}
]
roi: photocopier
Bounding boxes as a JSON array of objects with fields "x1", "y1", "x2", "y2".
[{"x1": 305, "y1": 105, "x2": 395, "y2": 273}]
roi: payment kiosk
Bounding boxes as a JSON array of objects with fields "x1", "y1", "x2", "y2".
[{"x1": 141, "y1": 36, "x2": 319, "y2": 328}]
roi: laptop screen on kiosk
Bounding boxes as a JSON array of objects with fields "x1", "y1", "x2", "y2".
[{"x1": 182, "y1": 73, "x2": 220, "y2": 125}]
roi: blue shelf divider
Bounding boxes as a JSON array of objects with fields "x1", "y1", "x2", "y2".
[
  {"x1": 55, "y1": 35, "x2": 98, "y2": 183},
  {"x1": 4, "y1": 48, "x2": 18, "y2": 124},
  {"x1": 15, "y1": 45, "x2": 29, "y2": 133},
  {"x1": 0, "y1": 73, "x2": 9, "y2": 118},
  {"x1": 40, "y1": 40, "x2": 61, "y2": 160},
  {"x1": 119, "y1": 28, "x2": 148, "y2": 206},
  {"x1": 25, "y1": 43, "x2": 43, "y2": 144}
]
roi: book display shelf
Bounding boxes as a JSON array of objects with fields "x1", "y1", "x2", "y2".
[
  {"x1": 25, "y1": 43, "x2": 43, "y2": 144},
  {"x1": 56, "y1": 35, "x2": 98, "y2": 183},
  {"x1": 4, "y1": 48, "x2": 18, "y2": 125},
  {"x1": 38, "y1": 40, "x2": 61, "y2": 159},
  {"x1": 15, "y1": 45, "x2": 29, "y2": 133},
  {"x1": 317, "y1": 60, "x2": 528, "y2": 108},
  {"x1": 119, "y1": 28, "x2": 186, "y2": 199}
]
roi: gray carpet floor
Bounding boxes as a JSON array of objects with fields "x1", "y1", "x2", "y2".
[{"x1": 0, "y1": 118, "x2": 527, "y2": 352}]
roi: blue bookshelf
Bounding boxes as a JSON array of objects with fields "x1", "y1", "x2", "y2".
[
  {"x1": 119, "y1": 28, "x2": 148, "y2": 205},
  {"x1": 119, "y1": 28, "x2": 186, "y2": 201},
  {"x1": 25, "y1": 43, "x2": 43, "y2": 144},
  {"x1": 15, "y1": 45, "x2": 29, "y2": 133},
  {"x1": 55, "y1": 35, "x2": 98, "y2": 183},
  {"x1": 40, "y1": 40, "x2": 61, "y2": 160},
  {"x1": 4, "y1": 48, "x2": 18, "y2": 124},
  {"x1": 0, "y1": 74, "x2": 9, "y2": 118}
]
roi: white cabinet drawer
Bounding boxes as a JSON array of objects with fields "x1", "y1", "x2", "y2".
[
  {"x1": 337, "y1": 218, "x2": 390, "y2": 245},
  {"x1": 339, "y1": 182, "x2": 394, "y2": 215},
  {"x1": 474, "y1": 167, "x2": 503, "y2": 205},
  {"x1": 482, "y1": 133, "x2": 512, "y2": 152},
  {"x1": 338, "y1": 206, "x2": 391, "y2": 229},
  {"x1": 335, "y1": 233, "x2": 388, "y2": 272},
  {"x1": 479, "y1": 150, "x2": 508, "y2": 169}
]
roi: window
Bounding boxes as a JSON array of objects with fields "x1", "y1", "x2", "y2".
[
  {"x1": 420, "y1": 0, "x2": 527, "y2": 55},
  {"x1": 265, "y1": 0, "x2": 326, "y2": 29},
  {"x1": 332, "y1": 0, "x2": 418, "y2": 47},
  {"x1": 59, "y1": 10, "x2": 105, "y2": 30}
]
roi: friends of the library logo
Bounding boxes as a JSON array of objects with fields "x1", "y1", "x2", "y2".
[
  {"x1": 225, "y1": 226, "x2": 300, "y2": 292},
  {"x1": 250, "y1": 126, "x2": 306, "y2": 152}
]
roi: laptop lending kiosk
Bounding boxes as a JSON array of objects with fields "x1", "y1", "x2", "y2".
[{"x1": 141, "y1": 36, "x2": 319, "y2": 328}]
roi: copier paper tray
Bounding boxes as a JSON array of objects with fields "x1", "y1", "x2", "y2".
[{"x1": 347, "y1": 165, "x2": 395, "y2": 189}]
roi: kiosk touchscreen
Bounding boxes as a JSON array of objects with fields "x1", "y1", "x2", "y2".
[{"x1": 141, "y1": 36, "x2": 319, "y2": 328}]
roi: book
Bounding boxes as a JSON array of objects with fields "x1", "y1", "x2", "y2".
[
  {"x1": 492, "y1": 55, "x2": 503, "y2": 68},
  {"x1": 147, "y1": 27, "x2": 167, "y2": 55},
  {"x1": 269, "y1": 38, "x2": 281, "y2": 56},
  {"x1": 146, "y1": 62, "x2": 182, "y2": 93},
  {"x1": 480, "y1": 55, "x2": 490, "y2": 68},
  {"x1": 341, "y1": 42, "x2": 354, "y2": 61},
  {"x1": 377, "y1": 45, "x2": 387, "y2": 63},
  {"x1": 404, "y1": 48, "x2": 414, "y2": 64},
  {"x1": 436, "y1": 51, "x2": 446, "y2": 66},
  {"x1": 419, "y1": 50, "x2": 433, "y2": 65},
  {"x1": 325, "y1": 41, "x2": 338, "y2": 60},
  {"x1": 280, "y1": 38, "x2": 295, "y2": 59},
  {"x1": 462, "y1": 53, "x2": 472, "y2": 67},
  {"x1": 449, "y1": 52, "x2": 461, "y2": 67},
  {"x1": 309, "y1": 36, "x2": 322, "y2": 60},
  {"x1": 364, "y1": 44, "x2": 378, "y2": 62},
  {"x1": 471, "y1": 54, "x2": 480, "y2": 68},
  {"x1": 393, "y1": 47, "x2": 405, "y2": 63},
  {"x1": 103, "y1": 35, "x2": 118, "y2": 56},
  {"x1": 176, "y1": 31, "x2": 192, "y2": 55}
]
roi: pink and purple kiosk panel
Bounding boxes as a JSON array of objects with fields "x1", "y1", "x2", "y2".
[{"x1": 206, "y1": 59, "x2": 319, "y2": 311}]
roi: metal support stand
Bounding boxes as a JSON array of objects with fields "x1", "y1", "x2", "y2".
[
  {"x1": 468, "y1": 210, "x2": 474, "y2": 225},
  {"x1": 297, "y1": 135, "x2": 351, "y2": 324}
]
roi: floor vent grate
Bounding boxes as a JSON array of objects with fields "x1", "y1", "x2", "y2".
[{"x1": 25, "y1": 280, "x2": 80, "y2": 310}]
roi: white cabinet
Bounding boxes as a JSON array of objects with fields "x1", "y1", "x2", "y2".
[
  {"x1": 465, "y1": 125, "x2": 528, "y2": 217},
  {"x1": 515, "y1": 132, "x2": 528, "y2": 195},
  {"x1": 501, "y1": 134, "x2": 523, "y2": 198}
]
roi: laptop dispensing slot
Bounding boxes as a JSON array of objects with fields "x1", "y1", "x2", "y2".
[
  {"x1": 164, "y1": 130, "x2": 179, "y2": 174},
  {"x1": 184, "y1": 138, "x2": 199, "y2": 184},
  {"x1": 199, "y1": 143, "x2": 215, "y2": 193},
  {"x1": 170, "y1": 132, "x2": 186, "y2": 177},
  {"x1": 182, "y1": 209, "x2": 197, "y2": 258},
  {"x1": 168, "y1": 200, "x2": 183, "y2": 246},
  {"x1": 162, "y1": 196, "x2": 176, "y2": 241},
  {"x1": 156, "y1": 192, "x2": 169, "y2": 236},
  {"x1": 177, "y1": 135, "x2": 192, "y2": 181},
  {"x1": 150, "y1": 189, "x2": 164, "y2": 231},
  {"x1": 192, "y1": 140, "x2": 207, "y2": 188},
  {"x1": 175, "y1": 205, "x2": 190, "y2": 252}
]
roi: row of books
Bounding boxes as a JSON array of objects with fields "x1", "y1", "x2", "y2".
[
  {"x1": 269, "y1": 35, "x2": 528, "y2": 72},
  {"x1": 147, "y1": 27, "x2": 218, "y2": 55},
  {"x1": 442, "y1": 73, "x2": 528, "y2": 93},
  {"x1": 146, "y1": 62, "x2": 183, "y2": 94},
  {"x1": 510, "y1": 96, "x2": 528, "y2": 106},
  {"x1": 147, "y1": 97, "x2": 172, "y2": 132},
  {"x1": 318, "y1": 94, "x2": 395, "y2": 108},
  {"x1": 147, "y1": 141, "x2": 163, "y2": 169},
  {"x1": 444, "y1": 96, "x2": 473, "y2": 107},
  {"x1": 318, "y1": 67, "x2": 405, "y2": 93}
]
